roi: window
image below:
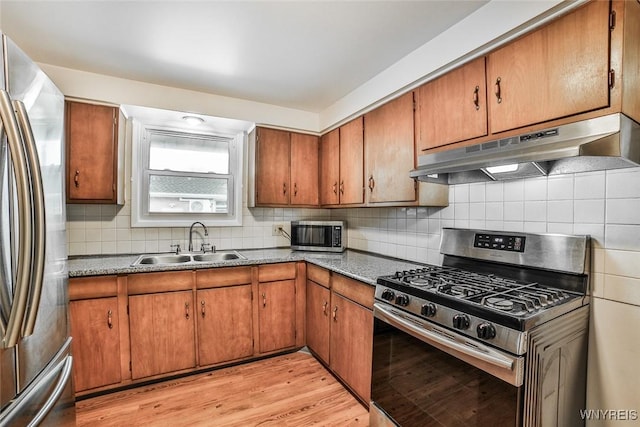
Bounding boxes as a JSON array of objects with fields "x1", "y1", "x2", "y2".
[{"x1": 132, "y1": 123, "x2": 245, "y2": 227}]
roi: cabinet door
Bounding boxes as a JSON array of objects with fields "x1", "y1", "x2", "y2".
[
  {"x1": 258, "y1": 280, "x2": 296, "y2": 353},
  {"x1": 319, "y1": 129, "x2": 340, "y2": 206},
  {"x1": 129, "y1": 291, "x2": 196, "y2": 379},
  {"x1": 330, "y1": 292, "x2": 373, "y2": 402},
  {"x1": 66, "y1": 101, "x2": 118, "y2": 203},
  {"x1": 197, "y1": 285, "x2": 253, "y2": 366},
  {"x1": 416, "y1": 57, "x2": 488, "y2": 150},
  {"x1": 487, "y1": 0, "x2": 610, "y2": 134},
  {"x1": 290, "y1": 133, "x2": 319, "y2": 206},
  {"x1": 69, "y1": 298, "x2": 121, "y2": 392},
  {"x1": 306, "y1": 280, "x2": 331, "y2": 365},
  {"x1": 364, "y1": 92, "x2": 416, "y2": 203},
  {"x1": 339, "y1": 117, "x2": 364, "y2": 205},
  {"x1": 255, "y1": 127, "x2": 290, "y2": 205}
]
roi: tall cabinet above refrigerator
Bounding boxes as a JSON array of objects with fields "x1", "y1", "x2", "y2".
[{"x1": 0, "y1": 33, "x2": 74, "y2": 426}]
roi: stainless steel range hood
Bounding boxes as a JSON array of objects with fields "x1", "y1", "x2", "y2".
[{"x1": 410, "y1": 113, "x2": 640, "y2": 184}]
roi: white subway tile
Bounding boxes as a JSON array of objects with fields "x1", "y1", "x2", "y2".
[
  {"x1": 575, "y1": 171, "x2": 605, "y2": 199},
  {"x1": 574, "y1": 199, "x2": 605, "y2": 223},
  {"x1": 454, "y1": 219, "x2": 470, "y2": 228},
  {"x1": 469, "y1": 220, "x2": 486, "y2": 230},
  {"x1": 504, "y1": 180, "x2": 524, "y2": 201},
  {"x1": 116, "y1": 229, "x2": 132, "y2": 241},
  {"x1": 85, "y1": 205, "x2": 101, "y2": 217},
  {"x1": 485, "y1": 202, "x2": 503, "y2": 221},
  {"x1": 606, "y1": 167, "x2": 640, "y2": 198},
  {"x1": 68, "y1": 242, "x2": 86, "y2": 256},
  {"x1": 454, "y1": 203, "x2": 469, "y2": 220},
  {"x1": 604, "y1": 249, "x2": 640, "y2": 278},
  {"x1": 591, "y1": 272, "x2": 605, "y2": 298},
  {"x1": 101, "y1": 241, "x2": 117, "y2": 254},
  {"x1": 593, "y1": 248, "x2": 605, "y2": 274},
  {"x1": 504, "y1": 201, "x2": 524, "y2": 221},
  {"x1": 116, "y1": 241, "x2": 132, "y2": 254},
  {"x1": 606, "y1": 199, "x2": 640, "y2": 224},
  {"x1": 85, "y1": 242, "x2": 101, "y2": 255},
  {"x1": 547, "y1": 200, "x2": 573, "y2": 223},
  {"x1": 503, "y1": 221, "x2": 524, "y2": 232},
  {"x1": 68, "y1": 229, "x2": 85, "y2": 243},
  {"x1": 469, "y1": 183, "x2": 486, "y2": 203},
  {"x1": 603, "y1": 274, "x2": 640, "y2": 306},
  {"x1": 485, "y1": 182, "x2": 504, "y2": 202},
  {"x1": 85, "y1": 228, "x2": 101, "y2": 242},
  {"x1": 454, "y1": 184, "x2": 469, "y2": 203},
  {"x1": 524, "y1": 201, "x2": 546, "y2": 222},
  {"x1": 605, "y1": 225, "x2": 640, "y2": 251},
  {"x1": 573, "y1": 224, "x2": 604, "y2": 248},
  {"x1": 131, "y1": 241, "x2": 146, "y2": 253},
  {"x1": 485, "y1": 220, "x2": 504, "y2": 231},
  {"x1": 547, "y1": 223, "x2": 573, "y2": 234},
  {"x1": 469, "y1": 203, "x2": 485, "y2": 220},
  {"x1": 524, "y1": 178, "x2": 547, "y2": 201},
  {"x1": 547, "y1": 175, "x2": 574, "y2": 200},
  {"x1": 524, "y1": 222, "x2": 546, "y2": 233}
]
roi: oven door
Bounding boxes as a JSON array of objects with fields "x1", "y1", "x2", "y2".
[{"x1": 371, "y1": 302, "x2": 525, "y2": 427}]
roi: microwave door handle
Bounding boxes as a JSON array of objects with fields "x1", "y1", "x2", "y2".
[
  {"x1": 14, "y1": 100, "x2": 46, "y2": 337},
  {"x1": 0, "y1": 90, "x2": 33, "y2": 348}
]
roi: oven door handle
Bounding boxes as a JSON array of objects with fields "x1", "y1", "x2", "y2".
[{"x1": 374, "y1": 303, "x2": 524, "y2": 386}]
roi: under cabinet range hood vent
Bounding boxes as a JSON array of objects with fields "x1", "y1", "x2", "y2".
[{"x1": 410, "y1": 113, "x2": 640, "y2": 184}]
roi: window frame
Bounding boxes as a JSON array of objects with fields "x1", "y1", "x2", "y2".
[{"x1": 131, "y1": 121, "x2": 245, "y2": 227}]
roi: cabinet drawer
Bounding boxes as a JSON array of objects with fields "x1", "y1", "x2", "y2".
[
  {"x1": 258, "y1": 263, "x2": 296, "y2": 282},
  {"x1": 128, "y1": 270, "x2": 193, "y2": 295},
  {"x1": 332, "y1": 274, "x2": 374, "y2": 309},
  {"x1": 307, "y1": 264, "x2": 330, "y2": 288},
  {"x1": 196, "y1": 267, "x2": 252, "y2": 289},
  {"x1": 69, "y1": 276, "x2": 118, "y2": 300}
]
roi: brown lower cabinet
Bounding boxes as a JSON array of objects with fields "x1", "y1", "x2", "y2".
[
  {"x1": 305, "y1": 265, "x2": 374, "y2": 403},
  {"x1": 257, "y1": 263, "x2": 298, "y2": 354}
]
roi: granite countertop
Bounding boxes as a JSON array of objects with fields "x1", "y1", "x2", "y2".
[{"x1": 68, "y1": 248, "x2": 428, "y2": 286}]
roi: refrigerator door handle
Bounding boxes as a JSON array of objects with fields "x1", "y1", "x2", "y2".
[
  {"x1": 26, "y1": 355, "x2": 73, "y2": 427},
  {"x1": 14, "y1": 100, "x2": 46, "y2": 337},
  {"x1": 0, "y1": 90, "x2": 33, "y2": 348}
]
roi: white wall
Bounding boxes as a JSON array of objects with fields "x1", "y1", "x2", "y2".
[{"x1": 332, "y1": 168, "x2": 640, "y2": 426}]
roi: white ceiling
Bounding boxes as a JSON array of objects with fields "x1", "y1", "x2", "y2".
[{"x1": 0, "y1": 1, "x2": 489, "y2": 113}]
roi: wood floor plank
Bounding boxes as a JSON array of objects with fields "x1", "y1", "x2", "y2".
[{"x1": 75, "y1": 351, "x2": 369, "y2": 426}]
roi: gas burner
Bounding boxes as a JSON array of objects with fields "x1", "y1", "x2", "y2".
[
  {"x1": 404, "y1": 277, "x2": 434, "y2": 287},
  {"x1": 484, "y1": 297, "x2": 514, "y2": 311}
]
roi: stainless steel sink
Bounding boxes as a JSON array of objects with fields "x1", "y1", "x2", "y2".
[
  {"x1": 192, "y1": 252, "x2": 244, "y2": 262},
  {"x1": 132, "y1": 251, "x2": 245, "y2": 266},
  {"x1": 135, "y1": 254, "x2": 192, "y2": 265}
]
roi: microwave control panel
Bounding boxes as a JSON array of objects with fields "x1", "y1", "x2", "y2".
[{"x1": 332, "y1": 226, "x2": 342, "y2": 247}]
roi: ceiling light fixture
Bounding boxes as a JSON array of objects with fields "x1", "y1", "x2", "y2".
[{"x1": 182, "y1": 115, "x2": 204, "y2": 126}]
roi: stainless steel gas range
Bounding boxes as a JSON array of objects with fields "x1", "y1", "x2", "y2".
[{"x1": 370, "y1": 228, "x2": 590, "y2": 427}]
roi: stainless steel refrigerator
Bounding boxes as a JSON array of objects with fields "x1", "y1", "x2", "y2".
[{"x1": 0, "y1": 34, "x2": 75, "y2": 426}]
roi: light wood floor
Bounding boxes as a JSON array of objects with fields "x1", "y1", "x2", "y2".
[{"x1": 75, "y1": 351, "x2": 369, "y2": 426}]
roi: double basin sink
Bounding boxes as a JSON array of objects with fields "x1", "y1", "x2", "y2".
[{"x1": 132, "y1": 250, "x2": 246, "y2": 266}]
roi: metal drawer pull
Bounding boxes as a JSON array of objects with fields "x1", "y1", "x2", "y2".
[
  {"x1": 262, "y1": 293, "x2": 267, "y2": 308},
  {"x1": 333, "y1": 182, "x2": 337, "y2": 195},
  {"x1": 185, "y1": 302, "x2": 190, "y2": 319},
  {"x1": 74, "y1": 170, "x2": 80, "y2": 187},
  {"x1": 201, "y1": 300, "x2": 206, "y2": 318},
  {"x1": 107, "y1": 310, "x2": 113, "y2": 329},
  {"x1": 322, "y1": 301, "x2": 328, "y2": 315},
  {"x1": 494, "y1": 77, "x2": 502, "y2": 104},
  {"x1": 339, "y1": 180, "x2": 344, "y2": 195},
  {"x1": 332, "y1": 306, "x2": 338, "y2": 321}
]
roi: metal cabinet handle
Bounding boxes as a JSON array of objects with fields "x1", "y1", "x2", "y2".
[
  {"x1": 185, "y1": 302, "x2": 190, "y2": 320},
  {"x1": 262, "y1": 293, "x2": 267, "y2": 308},
  {"x1": 201, "y1": 300, "x2": 206, "y2": 318},
  {"x1": 368, "y1": 175, "x2": 375, "y2": 192},
  {"x1": 333, "y1": 182, "x2": 337, "y2": 195},
  {"x1": 494, "y1": 77, "x2": 502, "y2": 104},
  {"x1": 15, "y1": 100, "x2": 46, "y2": 337},
  {"x1": 473, "y1": 85, "x2": 480, "y2": 110},
  {"x1": 0, "y1": 90, "x2": 33, "y2": 348},
  {"x1": 74, "y1": 170, "x2": 80, "y2": 187},
  {"x1": 283, "y1": 182, "x2": 287, "y2": 195},
  {"x1": 107, "y1": 309, "x2": 113, "y2": 329},
  {"x1": 294, "y1": 182, "x2": 298, "y2": 196},
  {"x1": 322, "y1": 301, "x2": 328, "y2": 315},
  {"x1": 339, "y1": 180, "x2": 344, "y2": 195},
  {"x1": 332, "y1": 306, "x2": 338, "y2": 321}
]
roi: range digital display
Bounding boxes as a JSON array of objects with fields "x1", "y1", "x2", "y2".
[{"x1": 474, "y1": 233, "x2": 525, "y2": 252}]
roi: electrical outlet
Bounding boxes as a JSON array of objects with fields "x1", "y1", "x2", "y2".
[{"x1": 272, "y1": 224, "x2": 284, "y2": 236}]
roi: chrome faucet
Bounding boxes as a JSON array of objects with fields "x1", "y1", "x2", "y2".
[{"x1": 188, "y1": 222, "x2": 209, "y2": 252}]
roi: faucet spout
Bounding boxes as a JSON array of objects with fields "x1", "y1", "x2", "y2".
[{"x1": 188, "y1": 221, "x2": 209, "y2": 252}]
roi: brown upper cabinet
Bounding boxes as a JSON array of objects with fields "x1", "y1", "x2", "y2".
[
  {"x1": 487, "y1": 0, "x2": 611, "y2": 134},
  {"x1": 415, "y1": 57, "x2": 488, "y2": 151},
  {"x1": 319, "y1": 117, "x2": 364, "y2": 206},
  {"x1": 364, "y1": 92, "x2": 417, "y2": 204},
  {"x1": 255, "y1": 127, "x2": 319, "y2": 206},
  {"x1": 66, "y1": 100, "x2": 124, "y2": 204}
]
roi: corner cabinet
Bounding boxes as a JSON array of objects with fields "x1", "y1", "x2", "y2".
[
  {"x1": 255, "y1": 127, "x2": 319, "y2": 207},
  {"x1": 65, "y1": 100, "x2": 124, "y2": 204}
]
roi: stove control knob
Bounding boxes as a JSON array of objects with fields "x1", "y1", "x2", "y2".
[
  {"x1": 395, "y1": 294, "x2": 410, "y2": 306},
  {"x1": 452, "y1": 314, "x2": 470, "y2": 330},
  {"x1": 381, "y1": 289, "x2": 395, "y2": 302},
  {"x1": 394, "y1": 271, "x2": 403, "y2": 279},
  {"x1": 477, "y1": 323, "x2": 497, "y2": 340},
  {"x1": 420, "y1": 303, "x2": 437, "y2": 317}
]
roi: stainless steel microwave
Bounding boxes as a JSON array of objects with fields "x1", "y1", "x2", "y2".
[{"x1": 290, "y1": 221, "x2": 346, "y2": 252}]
